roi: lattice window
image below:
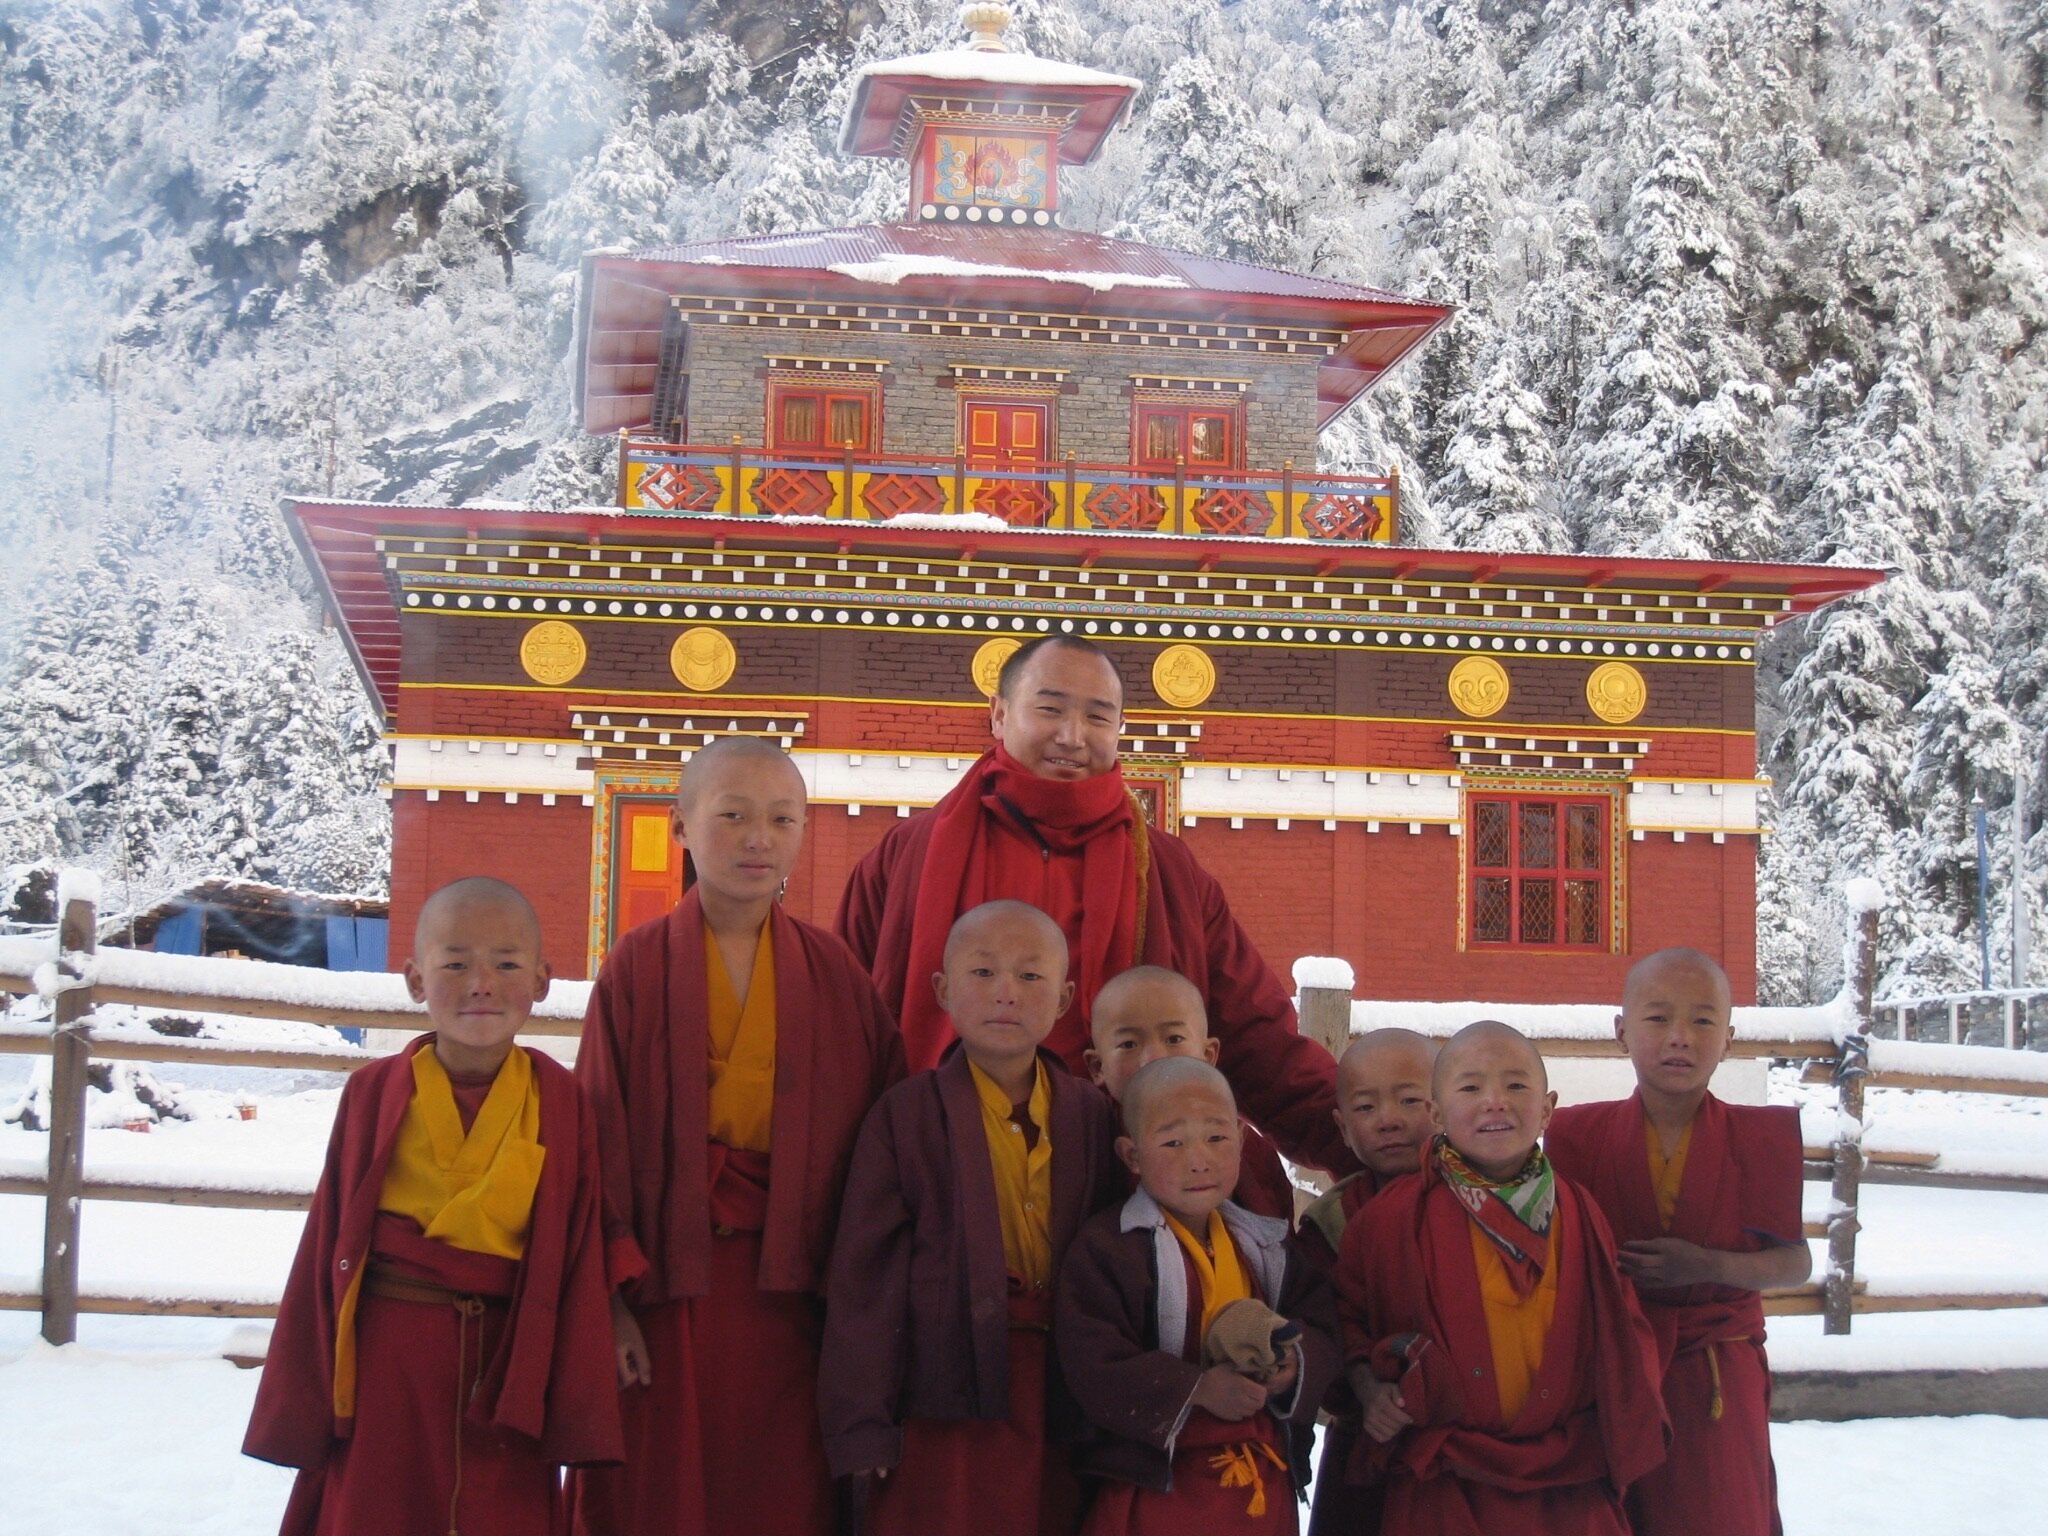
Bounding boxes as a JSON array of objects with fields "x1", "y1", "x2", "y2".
[
  {"x1": 1468, "y1": 793, "x2": 1610, "y2": 950},
  {"x1": 1133, "y1": 402, "x2": 1241, "y2": 469},
  {"x1": 769, "y1": 383, "x2": 876, "y2": 451}
]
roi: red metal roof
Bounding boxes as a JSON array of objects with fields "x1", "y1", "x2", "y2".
[
  {"x1": 287, "y1": 498, "x2": 1888, "y2": 725},
  {"x1": 576, "y1": 224, "x2": 1451, "y2": 435}
]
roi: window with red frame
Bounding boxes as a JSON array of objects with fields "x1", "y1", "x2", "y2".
[
  {"x1": 1133, "y1": 401, "x2": 1240, "y2": 469},
  {"x1": 1468, "y1": 794, "x2": 1610, "y2": 949},
  {"x1": 769, "y1": 384, "x2": 875, "y2": 451}
]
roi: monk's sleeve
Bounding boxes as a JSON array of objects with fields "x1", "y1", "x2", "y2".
[
  {"x1": 1274, "y1": 1238, "x2": 1342, "y2": 1423},
  {"x1": 817, "y1": 1098, "x2": 915, "y2": 1477},
  {"x1": 1192, "y1": 864, "x2": 1353, "y2": 1174},
  {"x1": 833, "y1": 836, "x2": 891, "y2": 971},
  {"x1": 1333, "y1": 1202, "x2": 1387, "y2": 1370},
  {"x1": 243, "y1": 1072, "x2": 361, "y2": 1469},
  {"x1": 544, "y1": 1077, "x2": 638, "y2": 1465},
  {"x1": 1054, "y1": 1224, "x2": 1202, "y2": 1451},
  {"x1": 574, "y1": 947, "x2": 648, "y2": 1287},
  {"x1": 1744, "y1": 1105, "x2": 1808, "y2": 1251}
]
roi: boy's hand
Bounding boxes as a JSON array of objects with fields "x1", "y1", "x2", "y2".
[
  {"x1": 610, "y1": 1293, "x2": 653, "y2": 1388},
  {"x1": 1618, "y1": 1237, "x2": 1721, "y2": 1290},
  {"x1": 1262, "y1": 1342, "x2": 1301, "y2": 1400},
  {"x1": 1191, "y1": 1363, "x2": 1270, "y2": 1421},
  {"x1": 1357, "y1": 1375, "x2": 1413, "y2": 1444}
]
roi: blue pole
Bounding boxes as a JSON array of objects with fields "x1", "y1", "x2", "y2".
[{"x1": 1975, "y1": 796, "x2": 1992, "y2": 989}]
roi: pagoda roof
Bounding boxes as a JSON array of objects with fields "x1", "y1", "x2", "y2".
[
  {"x1": 286, "y1": 498, "x2": 1888, "y2": 726},
  {"x1": 839, "y1": 48, "x2": 1141, "y2": 161},
  {"x1": 578, "y1": 225, "x2": 1452, "y2": 433}
]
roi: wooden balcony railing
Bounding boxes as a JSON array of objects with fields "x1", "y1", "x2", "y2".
[{"x1": 616, "y1": 437, "x2": 1399, "y2": 542}]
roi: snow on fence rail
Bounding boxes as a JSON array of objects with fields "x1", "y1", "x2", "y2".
[
  {"x1": 1290, "y1": 900, "x2": 2048, "y2": 1336},
  {"x1": 2, "y1": 877, "x2": 2044, "y2": 1340}
]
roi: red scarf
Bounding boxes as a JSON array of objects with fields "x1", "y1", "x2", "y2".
[{"x1": 899, "y1": 745, "x2": 1141, "y2": 1067}]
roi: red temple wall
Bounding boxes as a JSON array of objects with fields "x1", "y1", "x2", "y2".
[{"x1": 388, "y1": 792, "x2": 594, "y2": 983}]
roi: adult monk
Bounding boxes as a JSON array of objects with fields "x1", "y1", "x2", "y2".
[
  {"x1": 836, "y1": 634, "x2": 1347, "y2": 1172},
  {"x1": 566, "y1": 738, "x2": 903, "y2": 1536}
]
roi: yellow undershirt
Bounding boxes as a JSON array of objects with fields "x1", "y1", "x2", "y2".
[
  {"x1": 335, "y1": 1045, "x2": 545, "y2": 1417},
  {"x1": 1470, "y1": 1220, "x2": 1560, "y2": 1425},
  {"x1": 1163, "y1": 1207, "x2": 1254, "y2": 1340},
  {"x1": 1647, "y1": 1117, "x2": 1695, "y2": 1232},
  {"x1": 704, "y1": 920, "x2": 777, "y2": 1154},
  {"x1": 971, "y1": 1058, "x2": 1053, "y2": 1290}
]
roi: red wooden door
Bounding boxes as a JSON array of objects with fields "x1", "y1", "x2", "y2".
[
  {"x1": 613, "y1": 799, "x2": 687, "y2": 940},
  {"x1": 963, "y1": 398, "x2": 1053, "y2": 526}
]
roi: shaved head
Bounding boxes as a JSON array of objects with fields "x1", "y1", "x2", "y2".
[
  {"x1": 1121, "y1": 1055, "x2": 1236, "y2": 1141},
  {"x1": 1623, "y1": 947, "x2": 1731, "y2": 1011},
  {"x1": 944, "y1": 899, "x2": 1069, "y2": 972},
  {"x1": 1432, "y1": 1019, "x2": 1547, "y2": 1100},
  {"x1": 415, "y1": 876, "x2": 540, "y2": 954},
  {"x1": 1337, "y1": 1027, "x2": 1437, "y2": 1085},
  {"x1": 1091, "y1": 966, "x2": 1206, "y2": 1038},
  {"x1": 677, "y1": 736, "x2": 805, "y2": 808}
]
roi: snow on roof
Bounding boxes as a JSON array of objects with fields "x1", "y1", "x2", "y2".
[
  {"x1": 852, "y1": 49, "x2": 1142, "y2": 93},
  {"x1": 826, "y1": 252, "x2": 1188, "y2": 292}
]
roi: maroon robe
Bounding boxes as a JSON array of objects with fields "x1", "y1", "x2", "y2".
[
  {"x1": 243, "y1": 1036, "x2": 622, "y2": 1536},
  {"x1": 818, "y1": 1044, "x2": 1124, "y2": 1535},
  {"x1": 1056, "y1": 1191, "x2": 1339, "y2": 1533},
  {"x1": 1335, "y1": 1163, "x2": 1669, "y2": 1536},
  {"x1": 565, "y1": 894, "x2": 904, "y2": 1536},
  {"x1": 837, "y1": 801, "x2": 1351, "y2": 1174},
  {"x1": 1294, "y1": 1170, "x2": 1394, "y2": 1536},
  {"x1": 1546, "y1": 1094, "x2": 1805, "y2": 1536}
]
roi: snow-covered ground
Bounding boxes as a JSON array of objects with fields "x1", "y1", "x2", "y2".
[
  {"x1": 0, "y1": 1311, "x2": 2040, "y2": 1534},
  {"x1": 1, "y1": 1035, "x2": 2044, "y2": 1530}
]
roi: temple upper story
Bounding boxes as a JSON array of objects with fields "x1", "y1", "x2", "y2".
[{"x1": 574, "y1": 5, "x2": 1450, "y2": 543}]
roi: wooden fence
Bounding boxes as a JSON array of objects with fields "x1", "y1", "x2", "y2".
[{"x1": 3, "y1": 889, "x2": 2046, "y2": 1341}]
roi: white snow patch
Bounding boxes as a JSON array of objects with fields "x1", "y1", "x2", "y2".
[
  {"x1": 880, "y1": 511, "x2": 1013, "y2": 532},
  {"x1": 1844, "y1": 876, "x2": 1887, "y2": 913},
  {"x1": 1291, "y1": 955, "x2": 1356, "y2": 992},
  {"x1": 852, "y1": 50, "x2": 1142, "y2": 93},
  {"x1": 1351, "y1": 995, "x2": 1854, "y2": 1046},
  {"x1": 826, "y1": 254, "x2": 1189, "y2": 293},
  {"x1": 54, "y1": 867, "x2": 102, "y2": 914},
  {"x1": 1866, "y1": 1036, "x2": 2048, "y2": 1085}
]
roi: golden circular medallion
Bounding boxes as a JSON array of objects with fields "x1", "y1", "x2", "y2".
[
  {"x1": 1586, "y1": 661, "x2": 1648, "y2": 724},
  {"x1": 518, "y1": 620, "x2": 587, "y2": 686},
  {"x1": 970, "y1": 637, "x2": 1023, "y2": 699},
  {"x1": 1152, "y1": 644, "x2": 1217, "y2": 709},
  {"x1": 670, "y1": 627, "x2": 738, "y2": 692},
  {"x1": 1446, "y1": 655, "x2": 1511, "y2": 718}
]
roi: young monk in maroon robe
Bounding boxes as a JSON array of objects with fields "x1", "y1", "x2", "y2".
[
  {"x1": 566, "y1": 739, "x2": 903, "y2": 1536},
  {"x1": 819, "y1": 899, "x2": 1124, "y2": 1536},
  {"x1": 837, "y1": 634, "x2": 1349, "y2": 1174},
  {"x1": 1337, "y1": 1021, "x2": 1669, "y2": 1536},
  {"x1": 1546, "y1": 948, "x2": 1809, "y2": 1536},
  {"x1": 245, "y1": 878, "x2": 623, "y2": 1536},
  {"x1": 1299, "y1": 1028, "x2": 1436, "y2": 1536},
  {"x1": 1058, "y1": 1058, "x2": 1339, "y2": 1534},
  {"x1": 1085, "y1": 966, "x2": 1298, "y2": 1224}
]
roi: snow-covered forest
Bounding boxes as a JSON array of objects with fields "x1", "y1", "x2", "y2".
[{"x1": 2, "y1": 0, "x2": 2044, "y2": 1002}]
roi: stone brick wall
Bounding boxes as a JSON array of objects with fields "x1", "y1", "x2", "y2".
[{"x1": 677, "y1": 322, "x2": 1327, "y2": 470}]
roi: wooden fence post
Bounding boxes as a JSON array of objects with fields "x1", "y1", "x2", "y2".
[
  {"x1": 41, "y1": 888, "x2": 97, "y2": 1345},
  {"x1": 1824, "y1": 903, "x2": 1878, "y2": 1335},
  {"x1": 1297, "y1": 985, "x2": 1352, "y2": 1063}
]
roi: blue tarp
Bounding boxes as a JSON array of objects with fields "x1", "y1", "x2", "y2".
[
  {"x1": 325, "y1": 917, "x2": 390, "y2": 1045},
  {"x1": 153, "y1": 908, "x2": 203, "y2": 955}
]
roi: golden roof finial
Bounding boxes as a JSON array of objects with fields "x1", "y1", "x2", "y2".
[{"x1": 959, "y1": 2, "x2": 1013, "y2": 52}]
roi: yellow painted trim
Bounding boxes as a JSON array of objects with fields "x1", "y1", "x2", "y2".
[
  {"x1": 386, "y1": 732, "x2": 585, "y2": 745},
  {"x1": 398, "y1": 605, "x2": 1768, "y2": 659},
  {"x1": 1626, "y1": 824, "x2": 1763, "y2": 836},
  {"x1": 392, "y1": 680, "x2": 1760, "y2": 736}
]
